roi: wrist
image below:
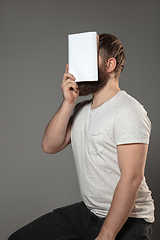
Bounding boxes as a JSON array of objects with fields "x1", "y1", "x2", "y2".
[
  {"x1": 62, "y1": 99, "x2": 76, "y2": 111},
  {"x1": 98, "y1": 226, "x2": 116, "y2": 240},
  {"x1": 97, "y1": 233, "x2": 115, "y2": 240}
]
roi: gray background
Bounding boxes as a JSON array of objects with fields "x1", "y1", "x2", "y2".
[{"x1": 1, "y1": 0, "x2": 160, "y2": 239}]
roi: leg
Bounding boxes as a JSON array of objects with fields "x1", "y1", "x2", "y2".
[
  {"x1": 8, "y1": 202, "x2": 90, "y2": 240},
  {"x1": 84, "y1": 212, "x2": 105, "y2": 240},
  {"x1": 115, "y1": 217, "x2": 153, "y2": 240}
]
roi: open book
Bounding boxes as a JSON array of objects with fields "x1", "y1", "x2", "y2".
[{"x1": 68, "y1": 31, "x2": 98, "y2": 82}]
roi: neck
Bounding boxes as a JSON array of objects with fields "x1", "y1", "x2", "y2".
[{"x1": 91, "y1": 77, "x2": 121, "y2": 109}]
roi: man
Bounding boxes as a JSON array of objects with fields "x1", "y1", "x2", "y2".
[{"x1": 8, "y1": 34, "x2": 154, "y2": 240}]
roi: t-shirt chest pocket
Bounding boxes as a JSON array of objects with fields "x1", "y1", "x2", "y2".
[{"x1": 87, "y1": 128, "x2": 103, "y2": 156}]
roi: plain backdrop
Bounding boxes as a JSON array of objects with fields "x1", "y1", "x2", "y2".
[{"x1": 1, "y1": 1, "x2": 160, "y2": 239}]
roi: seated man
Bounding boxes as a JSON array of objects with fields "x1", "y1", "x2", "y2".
[{"x1": 8, "y1": 33, "x2": 154, "y2": 240}]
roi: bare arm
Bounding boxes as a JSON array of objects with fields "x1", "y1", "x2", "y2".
[
  {"x1": 95, "y1": 143, "x2": 148, "y2": 240},
  {"x1": 42, "y1": 64, "x2": 79, "y2": 154}
]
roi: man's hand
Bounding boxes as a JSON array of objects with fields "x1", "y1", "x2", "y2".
[
  {"x1": 41, "y1": 64, "x2": 79, "y2": 154},
  {"x1": 61, "y1": 64, "x2": 79, "y2": 106},
  {"x1": 95, "y1": 234, "x2": 115, "y2": 240},
  {"x1": 95, "y1": 228, "x2": 115, "y2": 240}
]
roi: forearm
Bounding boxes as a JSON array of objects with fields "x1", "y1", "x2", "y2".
[
  {"x1": 98, "y1": 176, "x2": 142, "y2": 240},
  {"x1": 42, "y1": 100, "x2": 75, "y2": 153}
]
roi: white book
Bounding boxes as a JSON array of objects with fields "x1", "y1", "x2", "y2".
[{"x1": 68, "y1": 31, "x2": 98, "y2": 82}]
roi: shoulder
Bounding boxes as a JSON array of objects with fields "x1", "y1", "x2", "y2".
[
  {"x1": 114, "y1": 92, "x2": 151, "y2": 145},
  {"x1": 118, "y1": 91, "x2": 148, "y2": 118},
  {"x1": 114, "y1": 91, "x2": 152, "y2": 132}
]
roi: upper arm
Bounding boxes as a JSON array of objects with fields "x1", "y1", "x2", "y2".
[
  {"x1": 114, "y1": 101, "x2": 151, "y2": 146},
  {"x1": 117, "y1": 143, "x2": 148, "y2": 181},
  {"x1": 55, "y1": 117, "x2": 72, "y2": 153},
  {"x1": 114, "y1": 100, "x2": 151, "y2": 181}
]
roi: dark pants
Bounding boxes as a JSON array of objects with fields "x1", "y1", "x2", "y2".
[{"x1": 8, "y1": 202, "x2": 153, "y2": 240}]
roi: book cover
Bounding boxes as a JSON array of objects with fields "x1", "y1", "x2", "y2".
[{"x1": 68, "y1": 31, "x2": 98, "y2": 82}]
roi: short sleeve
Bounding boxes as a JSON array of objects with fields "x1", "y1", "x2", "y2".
[{"x1": 114, "y1": 101, "x2": 151, "y2": 146}]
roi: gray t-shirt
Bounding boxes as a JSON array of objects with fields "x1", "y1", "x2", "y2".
[{"x1": 71, "y1": 90, "x2": 155, "y2": 223}]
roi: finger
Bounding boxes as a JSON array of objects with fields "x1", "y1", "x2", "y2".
[
  {"x1": 62, "y1": 81, "x2": 79, "y2": 92},
  {"x1": 66, "y1": 83, "x2": 79, "y2": 93},
  {"x1": 63, "y1": 79, "x2": 78, "y2": 88},
  {"x1": 65, "y1": 64, "x2": 69, "y2": 74},
  {"x1": 63, "y1": 73, "x2": 75, "y2": 82}
]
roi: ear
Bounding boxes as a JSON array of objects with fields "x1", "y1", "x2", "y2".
[{"x1": 106, "y1": 58, "x2": 116, "y2": 73}]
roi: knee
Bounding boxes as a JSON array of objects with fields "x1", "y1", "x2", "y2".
[
  {"x1": 8, "y1": 230, "x2": 22, "y2": 240},
  {"x1": 8, "y1": 233, "x2": 16, "y2": 240}
]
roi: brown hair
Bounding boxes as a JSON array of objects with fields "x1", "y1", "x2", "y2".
[{"x1": 99, "y1": 33, "x2": 126, "y2": 77}]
